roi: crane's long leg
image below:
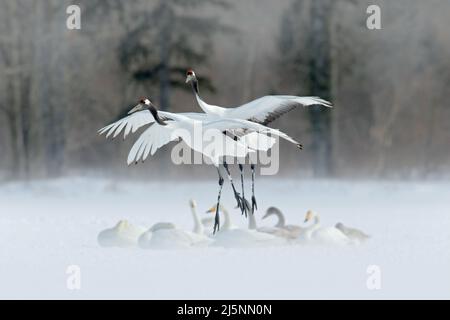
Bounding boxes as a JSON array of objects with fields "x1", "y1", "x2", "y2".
[
  {"x1": 251, "y1": 163, "x2": 257, "y2": 213},
  {"x1": 223, "y1": 161, "x2": 243, "y2": 212},
  {"x1": 214, "y1": 168, "x2": 224, "y2": 234},
  {"x1": 238, "y1": 163, "x2": 251, "y2": 217}
]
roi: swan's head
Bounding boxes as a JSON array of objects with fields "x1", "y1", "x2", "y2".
[
  {"x1": 115, "y1": 219, "x2": 129, "y2": 231},
  {"x1": 262, "y1": 207, "x2": 280, "y2": 220},
  {"x1": 189, "y1": 199, "x2": 197, "y2": 209},
  {"x1": 205, "y1": 204, "x2": 224, "y2": 214},
  {"x1": 128, "y1": 97, "x2": 153, "y2": 114},
  {"x1": 335, "y1": 222, "x2": 344, "y2": 229},
  {"x1": 185, "y1": 69, "x2": 197, "y2": 83},
  {"x1": 304, "y1": 210, "x2": 315, "y2": 223}
]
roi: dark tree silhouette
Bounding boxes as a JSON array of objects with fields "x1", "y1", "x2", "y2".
[{"x1": 117, "y1": 0, "x2": 231, "y2": 111}]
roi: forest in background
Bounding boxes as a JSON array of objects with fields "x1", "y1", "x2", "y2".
[{"x1": 0, "y1": 0, "x2": 449, "y2": 181}]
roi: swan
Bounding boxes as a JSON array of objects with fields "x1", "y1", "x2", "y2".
[
  {"x1": 99, "y1": 98, "x2": 301, "y2": 233},
  {"x1": 335, "y1": 222, "x2": 370, "y2": 243},
  {"x1": 98, "y1": 220, "x2": 146, "y2": 248},
  {"x1": 245, "y1": 206, "x2": 293, "y2": 239},
  {"x1": 261, "y1": 207, "x2": 304, "y2": 239},
  {"x1": 189, "y1": 199, "x2": 204, "y2": 235},
  {"x1": 138, "y1": 222, "x2": 192, "y2": 250},
  {"x1": 299, "y1": 210, "x2": 350, "y2": 246},
  {"x1": 138, "y1": 220, "x2": 212, "y2": 250},
  {"x1": 206, "y1": 204, "x2": 286, "y2": 248},
  {"x1": 190, "y1": 199, "x2": 218, "y2": 236},
  {"x1": 185, "y1": 69, "x2": 332, "y2": 213},
  {"x1": 138, "y1": 201, "x2": 214, "y2": 250}
]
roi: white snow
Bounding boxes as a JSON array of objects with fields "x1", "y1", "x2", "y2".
[{"x1": 0, "y1": 177, "x2": 449, "y2": 299}]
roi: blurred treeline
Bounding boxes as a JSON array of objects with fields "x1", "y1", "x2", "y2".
[{"x1": 0, "y1": 0, "x2": 449, "y2": 181}]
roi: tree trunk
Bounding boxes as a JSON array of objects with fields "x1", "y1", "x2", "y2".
[
  {"x1": 158, "y1": 3, "x2": 173, "y2": 111},
  {"x1": 308, "y1": 0, "x2": 333, "y2": 177}
]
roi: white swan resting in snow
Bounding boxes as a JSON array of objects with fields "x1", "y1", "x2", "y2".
[
  {"x1": 206, "y1": 204, "x2": 286, "y2": 248},
  {"x1": 260, "y1": 207, "x2": 304, "y2": 239},
  {"x1": 335, "y1": 222, "x2": 370, "y2": 243},
  {"x1": 138, "y1": 201, "x2": 212, "y2": 250},
  {"x1": 98, "y1": 220, "x2": 146, "y2": 248},
  {"x1": 298, "y1": 210, "x2": 350, "y2": 246}
]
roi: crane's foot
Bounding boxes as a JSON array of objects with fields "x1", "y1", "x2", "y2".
[
  {"x1": 251, "y1": 195, "x2": 258, "y2": 214},
  {"x1": 233, "y1": 190, "x2": 243, "y2": 211},
  {"x1": 213, "y1": 207, "x2": 220, "y2": 234},
  {"x1": 242, "y1": 196, "x2": 251, "y2": 218}
]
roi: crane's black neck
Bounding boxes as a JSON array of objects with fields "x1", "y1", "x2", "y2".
[
  {"x1": 148, "y1": 105, "x2": 167, "y2": 126},
  {"x1": 190, "y1": 79, "x2": 199, "y2": 95}
]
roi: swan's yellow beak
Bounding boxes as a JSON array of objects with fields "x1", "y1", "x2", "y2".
[
  {"x1": 304, "y1": 210, "x2": 313, "y2": 223},
  {"x1": 206, "y1": 206, "x2": 217, "y2": 214}
]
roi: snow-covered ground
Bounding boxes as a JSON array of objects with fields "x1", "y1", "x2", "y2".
[{"x1": 0, "y1": 177, "x2": 449, "y2": 299}]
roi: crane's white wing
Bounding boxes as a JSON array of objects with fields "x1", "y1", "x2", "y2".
[
  {"x1": 98, "y1": 110, "x2": 207, "y2": 140},
  {"x1": 127, "y1": 123, "x2": 179, "y2": 165},
  {"x1": 98, "y1": 110, "x2": 154, "y2": 139},
  {"x1": 240, "y1": 132, "x2": 276, "y2": 152},
  {"x1": 127, "y1": 120, "x2": 253, "y2": 166},
  {"x1": 226, "y1": 95, "x2": 332, "y2": 125},
  {"x1": 203, "y1": 118, "x2": 303, "y2": 149}
]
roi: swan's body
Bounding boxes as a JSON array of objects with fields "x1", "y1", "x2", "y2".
[
  {"x1": 261, "y1": 207, "x2": 304, "y2": 239},
  {"x1": 335, "y1": 222, "x2": 370, "y2": 243},
  {"x1": 138, "y1": 221, "x2": 211, "y2": 250},
  {"x1": 98, "y1": 220, "x2": 146, "y2": 248},
  {"x1": 138, "y1": 223, "x2": 192, "y2": 250},
  {"x1": 207, "y1": 205, "x2": 286, "y2": 248},
  {"x1": 299, "y1": 211, "x2": 350, "y2": 246},
  {"x1": 138, "y1": 201, "x2": 214, "y2": 250}
]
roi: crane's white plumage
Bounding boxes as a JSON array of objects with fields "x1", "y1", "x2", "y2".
[
  {"x1": 98, "y1": 110, "x2": 207, "y2": 140},
  {"x1": 203, "y1": 118, "x2": 302, "y2": 147},
  {"x1": 226, "y1": 95, "x2": 332, "y2": 125},
  {"x1": 97, "y1": 108, "x2": 292, "y2": 157},
  {"x1": 186, "y1": 71, "x2": 332, "y2": 125},
  {"x1": 125, "y1": 117, "x2": 255, "y2": 167}
]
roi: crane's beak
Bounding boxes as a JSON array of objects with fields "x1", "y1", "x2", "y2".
[
  {"x1": 185, "y1": 74, "x2": 194, "y2": 83},
  {"x1": 128, "y1": 103, "x2": 144, "y2": 114},
  {"x1": 261, "y1": 213, "x2": 269, "y2": 220}
]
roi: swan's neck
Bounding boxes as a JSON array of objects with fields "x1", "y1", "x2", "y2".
[
  {"x1": 274, "y1": 210, "x2": 286, "y2": 228},
  {"x1": 222, "y1": 208, "x2": 233, "y2": 231},
  {"x1": 305, "y1": 215, "x2": 321, "y2": 239},
  {"x1": 191, "y1": 206, "x2": 203, "y2": 235},
  {"x1": 248, "y1": 212, "x2": 257, "y2": 230}
]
